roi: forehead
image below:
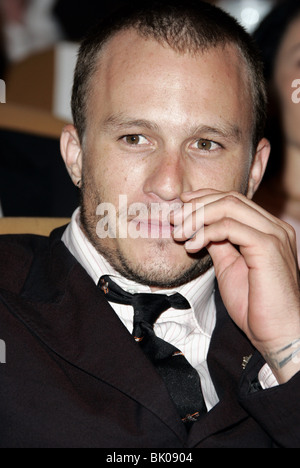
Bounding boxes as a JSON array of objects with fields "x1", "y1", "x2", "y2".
[
  {"x1": 96, "y1": 28, "x2": 248, "y2": 83},
  {"x1": 87, "y1": 29, "x2": 252, "y2": 137}
]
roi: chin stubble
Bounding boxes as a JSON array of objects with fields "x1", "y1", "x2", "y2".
[{"x1": 79, "y1": 185, "x2": 213, "y2": 288}]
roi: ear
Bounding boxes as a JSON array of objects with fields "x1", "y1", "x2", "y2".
[
  {"x1": 246, "y1": 138, "x2": 270, "y2": 199},
  {"x1": 60, "y1": 124, "x2": 83, "y2": 187}
]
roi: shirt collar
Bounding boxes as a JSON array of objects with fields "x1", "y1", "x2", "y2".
[{"x1": 62, "y1": 208, "x2": 216, "y2": 335}]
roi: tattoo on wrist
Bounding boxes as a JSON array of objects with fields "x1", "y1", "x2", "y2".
[{"x1": 263, "y1": 339, "x2": 300, "y2": 370}]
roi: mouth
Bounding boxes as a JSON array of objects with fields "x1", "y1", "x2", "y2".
[{"x1": 128, "y1": 218, "x2": 174, "y2": 239}]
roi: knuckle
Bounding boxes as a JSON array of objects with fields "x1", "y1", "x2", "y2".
[
  {"x1": 282, "y1": 221, "x2": 297, "y2": 241},
  {"x1": 221, "y1": 193, "x2": 241, "y2": 213},
  {"x1": 265, "y1": 232, "x2": 282, "y2": 251},
  {"x1": 277, "y1": 224, "x2": 292, "y2": 246},
  {"x1": 222, "y1": 216, "x2": 234, "y2": 230},
  {"x1": 224, "y1": 193, "x2": 240, "y2": 205}
]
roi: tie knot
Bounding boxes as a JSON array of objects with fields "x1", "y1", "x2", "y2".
[
  {"x1": 99, "y1": 275, "x2": 190, "y2": 326},
  {"x1": 132, "y1": 293, "x2": 172, "y2": 326}
]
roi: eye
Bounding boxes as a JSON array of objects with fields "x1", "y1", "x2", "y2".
[
  {"x1": 123, "y1": 134, "x2": 148, "y2": 145},
  {"x1": 195, "y1": 138, "x2": 220, "y2": 151}
]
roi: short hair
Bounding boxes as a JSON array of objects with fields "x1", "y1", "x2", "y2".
[{"x1": 71, "y1": 0, "x2": 267, "y2": 151}]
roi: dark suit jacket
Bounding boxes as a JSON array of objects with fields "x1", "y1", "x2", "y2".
[{"x1": 0, "y1": 228, "x2": 299, "y2": 448}]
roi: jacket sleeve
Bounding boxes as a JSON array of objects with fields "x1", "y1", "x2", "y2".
[{"x1": 238, "y1": 352, "x2": 300, "y2": 448}]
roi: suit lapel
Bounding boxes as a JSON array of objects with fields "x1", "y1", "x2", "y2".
[
  {"x1": 187, "y1": 284, "x2": 256, "y2": 446},
  {"x1": 4, "y1": 229, "x2": 187, "y2": 443}
]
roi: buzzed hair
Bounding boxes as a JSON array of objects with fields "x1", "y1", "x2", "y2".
[{"x1": 71, "y1": 0, "x2": 267, "y2": 151}]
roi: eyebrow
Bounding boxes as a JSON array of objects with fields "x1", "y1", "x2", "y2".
[
  {"x1": 188, "y1": 124, "x2": 242, "y2": 144},
  {"x1": 102, "y1": 114, "x2": 160, "y2": 133},
  {"x1": 101, "y1": 113, "x2": 242, "y2": 143}
]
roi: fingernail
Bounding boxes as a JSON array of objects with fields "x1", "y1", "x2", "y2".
[
  {"x1": 173, "y1": 224, "x2": 183, "y2": 237},
  {"x1": 185, "y1": 239, "x2": 196, "y2": 249},
  {"x1": 170, "y1": 208, "x2": 183, "y2": 225}
]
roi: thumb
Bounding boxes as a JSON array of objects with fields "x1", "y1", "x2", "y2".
[{"x1": 206, "y1": 241, "x2": 241, "y2": 277}]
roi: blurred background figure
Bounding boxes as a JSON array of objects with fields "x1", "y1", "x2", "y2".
[
  {"x1": 0, "y1": 0, "x2": 125, "y2": 219},
  {"x1": 252, "y1": 0, "x2": 300, "y2": 265},
  {"x1": 0, "y1": 0, "x2": 126, "y2": 121},
  {"x1": 0, "y1": 0, "x2": 62, "y2": 63},
  {"x1": 0, "y1": 0, "x2": 78, "y2": 218}
]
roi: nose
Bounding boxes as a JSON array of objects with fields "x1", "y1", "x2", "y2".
[{"x1": 143, "y1": 150, "x2": 191, "y2": 202}]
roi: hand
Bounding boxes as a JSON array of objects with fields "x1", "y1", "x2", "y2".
[{"x1": 170, "y1": 189, "x2": 300, "y2": 383}]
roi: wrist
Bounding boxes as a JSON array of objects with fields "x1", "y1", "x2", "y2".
[{"x1": 262, "y1": 338, "x2": 300, "y2": 384}]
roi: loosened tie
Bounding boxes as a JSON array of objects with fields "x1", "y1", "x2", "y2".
[{"x1": 99, "y1": 275, "x2": 207, "y2": 427}]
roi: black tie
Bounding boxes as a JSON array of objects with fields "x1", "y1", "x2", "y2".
[{"x1": 99, "y1": 275, "x2": 207, "y2": 426}]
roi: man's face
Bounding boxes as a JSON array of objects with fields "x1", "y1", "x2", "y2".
[{"x1": 75, "y1": 30, "x2": 255, "y2": 288}]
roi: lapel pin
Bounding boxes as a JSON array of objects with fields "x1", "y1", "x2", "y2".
[
  {"x1": 242, "y1": 354, "x2": 253, "y2": 370},
  {"x1": 100, "y1": 279, "x2": 109, "y2": 294}
]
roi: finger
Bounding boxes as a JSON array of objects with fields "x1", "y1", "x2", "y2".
[
  {"x1": 180, "y1": 188, "x2": 223, "y2": 202},
  {"x1": 173, "y1": 191, "x2": 298, "y2": 258},
  {"x1": 181, "y1": 189, "x2": 281, "y2": 226},
  {"x1": 206, "y1": 240, "x2": 243, "y2": 275},
  {"x1": 172, "y1": 193, "x2": 275, "y2": 243},
  {"x1": 185, "y1": 216, "x2": 293, "y2": 269},
  {"x1": 172, "y1": 203, "x2": 204, "y2": 241}
]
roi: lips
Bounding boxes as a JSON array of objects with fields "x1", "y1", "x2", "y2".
[{"x1": 128, "y1": 218, "x2": 174, "y2": 238}]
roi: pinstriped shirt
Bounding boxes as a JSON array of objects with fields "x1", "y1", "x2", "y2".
[{"x1": 62, "y1": 208, "x2": 277, "y2": 411}]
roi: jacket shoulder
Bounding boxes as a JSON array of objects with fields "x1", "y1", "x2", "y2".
[{"x1": 0, "y1": 234, "x2": 50, "y2": 293}]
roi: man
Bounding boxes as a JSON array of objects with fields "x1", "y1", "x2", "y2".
[{"x1": 0, "y1": 0, "x2": 299, "y2": 448}]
